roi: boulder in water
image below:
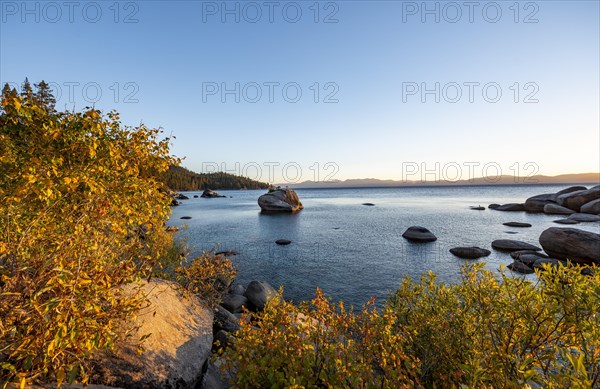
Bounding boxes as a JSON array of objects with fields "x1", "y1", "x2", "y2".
[
  {"x1": 503, "y1": 222, "x2": 532, "y2": 228},
  {"x1": 491, "y1": 239, "x2": 541, "y2": 252},
  {"x1": 258, "y1": 189, "x2": 303, "y2": 213},
  {"x1": 449, "y1": 247, "x2": 491, "y2": 259},
  {"x1": 556, "y1": 188, "x2": 600, "y2": 211},
  {"x1": 539, "y1": 227, "x2": 600, "y2": 264},
  {"x1": 581, "y1": 199, "x2": 600, "y2": 215},
  {"x1": 494, "y1": 203, "x2": 526, "y2": 212},
  {"x1": 402, "y1": 226, "x2": 437, "y2": 242},
  {"x1": 201, "y1": 189, "x2": 226, "y2": 198},
  {"x1": 543, "y1": 203, "x2": 575, "y2": 215}
]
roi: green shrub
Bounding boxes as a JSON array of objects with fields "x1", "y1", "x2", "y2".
[{"x1": 221, "y1": 263, "x2": 599, "y2": 388}]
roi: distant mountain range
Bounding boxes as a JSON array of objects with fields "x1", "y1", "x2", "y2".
[{"x1": 280, "y1": 173, "x2": 600, "y2": 189}]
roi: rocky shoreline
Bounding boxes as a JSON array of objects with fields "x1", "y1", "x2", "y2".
[{"x1": 56, "y1": 185, "x2": 599, "y2": 388}]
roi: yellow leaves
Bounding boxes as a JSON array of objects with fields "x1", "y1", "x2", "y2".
[{"x1": 12, "y1": 97, "x2": 21, "y2": 111}]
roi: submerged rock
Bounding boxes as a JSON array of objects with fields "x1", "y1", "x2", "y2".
[
  {"x1": 494, "y1": 203, "x2": 526, "y2": 212},
  {"x1": 532, "y1": 258, "x2": 563, "y2": 270},
  {"x1": 215, "y1": 250, "x2": 239, "y2": 256},
  {"x1": 449, "y1": 247, "x2": 491, "y2": 259},
  {"x1": 491, "y1": 239, "x2": 541, "y2": 252},
  {"x1": 510, "y1": 250, "x2": 549, "y2": 260},
  {"x1": 568, "y1": 213, "x2": 600, "y2": 222},
  {"x1": 402, "y1": 226, "x2": 437, "y2": 242},
  {"x1": 507, "y1": 261, "x2": 534, "y2": 274},
  {"x1": 503, "y1": 222, "x2": 532, "y2": 228},
  {"x1": 514, "y1": 254, "x2": 545, "y2": 267},
  {"x1": 553, "y1": 218, "x2": 580, "y2": 225},
  {"x1": 258, "y1": 189, "x2": 304, "y2": 213}
]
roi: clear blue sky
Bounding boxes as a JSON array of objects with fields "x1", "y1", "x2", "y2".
[{"x1": 1, "y1": 1, "x2": 598, "y2": 183}]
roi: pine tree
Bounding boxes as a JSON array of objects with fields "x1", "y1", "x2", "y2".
[
  {"x1": 21, "y1": 78, "x2": 34, "y2": 102},
  {"x1": 1, "y1": 83, "x2": 16, "y2": 114},
  {"x1": 2, "y1": 83, "x2": 13, "y2": 101},
  {"x1": 34, "y1": 80, "x2": 56, "y2": 112}
]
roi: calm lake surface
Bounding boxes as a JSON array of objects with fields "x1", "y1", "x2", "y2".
[{"x1": 168, "y1": 184, "x2": 600, "y2": 307}]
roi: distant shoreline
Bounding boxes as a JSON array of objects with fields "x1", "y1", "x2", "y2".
[
  {"x1": 177, "y1": 182, "x2": 600, "y2": 192},
  {"x1": 283, "y1": 182, "x2": 600, "y2": 191}
]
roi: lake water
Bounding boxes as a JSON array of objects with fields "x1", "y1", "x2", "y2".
[{"x1": 168, "y1": 184, "x2": 599, "y2": 307}]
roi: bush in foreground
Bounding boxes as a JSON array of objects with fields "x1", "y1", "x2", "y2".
[
  {"x1": 221, "y1": 264, "x2": 599, "y2": 388},
  {"x1": 0, "y1": 90, "x2": 175, "y2": 386}
]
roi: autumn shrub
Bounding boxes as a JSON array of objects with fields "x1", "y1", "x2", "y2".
[
  {"x1": 172, "y1": 251, "x2": 237, "y2": 308},
  {"x1": 0, "y1": 91, "x2": 179, "y2": 386},
  {"x1": 221, "y1": 263, "x2": 599, "y2": 388}
]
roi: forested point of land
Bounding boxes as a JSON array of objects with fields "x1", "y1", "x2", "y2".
[{"x1": 164, "y1": 165, "x2": 270, "y2": 191}]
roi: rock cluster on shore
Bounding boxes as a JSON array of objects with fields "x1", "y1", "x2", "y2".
[
  {"x1": 490, "y1": 185, "x2": 600, "y2": 221},
  {"x1": 482, "y1": 184, "x2": 600, "y2": 273}
]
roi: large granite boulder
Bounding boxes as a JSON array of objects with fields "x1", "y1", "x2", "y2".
[
  {"x1": 402, "y1": 226, "x2": 437, "y2": 242},
  {"x1": 524, "y1": 194, "x2": 556, "y2": 213},
  {"x1": 244, "y1": 281, "x2": 278, "y2": 311},
  {"x1": 92, "y1": 279, "x2": 213, "y2": 388},
  {"x1": 552, "y1": 186, "x2": 588, "y2": 201},
  {"x1": 258, "y1": 189, "x2": 303, "y2": 213},
  {"x1": 581, "y1": 199, "x2": 600, "y2": 215},
  {"x1": 556, "y1": 188, "x2": 600, "y2": 212},
  {"x1": 539, "y1": 227, "x2": 600, "y2": 264}
]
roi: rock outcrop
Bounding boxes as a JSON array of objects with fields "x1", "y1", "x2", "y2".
[
  {"x1": 92, "y1": 279, "x2": 213, "y2": 389},
  {"x1": 201, "y1": 189, "x2": 226, "y2": 198},
  {"x1": 258, "y1": 189, "x2": 303, "y2": 213}
]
